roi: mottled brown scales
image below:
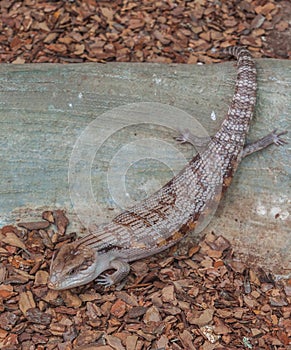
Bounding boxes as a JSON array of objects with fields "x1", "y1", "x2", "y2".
[
  {"x1": 115, "y1": 210, "x2": 154, "y2": 228},
  {"x1": 48, "y1": 47, "x2": 287, "y2": 290}
]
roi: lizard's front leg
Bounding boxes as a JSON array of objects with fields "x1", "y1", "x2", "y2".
[{"x1": 96, "y1": 258, "x2": 130, "y2": 287}]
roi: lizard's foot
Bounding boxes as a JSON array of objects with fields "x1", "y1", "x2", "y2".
[
  {"x1": 242, "y1": 129, "x2": 288, "y2": 158},
  {"x1": 96, "y1": 274, "x2": 114, "y2": 287},
  {"x1": 175, "y1": 128, "x2": 211, "y2": 148},
  {"x1": 269, "y1": 129, "x2": 288, "y2": 146},
  {"x1": 175, "y1": 128, "x2": 194, "y2": 144},
  {"x1": 96, "y1": 259, "x2": 130, "y2": 287}
]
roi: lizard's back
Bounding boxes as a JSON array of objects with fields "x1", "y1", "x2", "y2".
[{"x1": 79, "y1": 47, "x2": 257, "y2": 262}]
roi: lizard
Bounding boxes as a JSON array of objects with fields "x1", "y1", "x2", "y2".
[{"x1": 48, "y1": 46, "x2": 287, "y2": 290}]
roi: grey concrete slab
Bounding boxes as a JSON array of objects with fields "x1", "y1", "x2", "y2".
[{"x1": 0, "y1": 60, "x2": 290, "y2": 273}]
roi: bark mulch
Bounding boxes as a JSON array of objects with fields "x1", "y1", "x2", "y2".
[
  {"x1": 0, "y1": 0, "x2": 290, "y2": 64},
  {"x1": 0, "y1": 210, "x2": 290, "y2": 349}
]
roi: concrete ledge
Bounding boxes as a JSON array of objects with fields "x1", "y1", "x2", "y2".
[{"x1": 0, "y1": 60, "x2": 290, "y2": 273}]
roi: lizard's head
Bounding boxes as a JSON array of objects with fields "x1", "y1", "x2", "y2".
[{"x1": 48, "y1": 242, "x2": 104, "y2": 290}]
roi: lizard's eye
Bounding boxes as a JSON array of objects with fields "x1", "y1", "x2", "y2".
[{"x1": 68, "y1": 268, "x2": 76, "y2": 276}]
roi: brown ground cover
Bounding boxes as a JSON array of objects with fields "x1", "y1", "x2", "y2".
[
  {"x1": 0, "y1": 0, "x2": 290, "y2": 64},
  {"x1": 0, "y1": 211, "x2": 290, "y2": 349}
]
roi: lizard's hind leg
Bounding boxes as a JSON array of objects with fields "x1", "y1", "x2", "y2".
[
  {"x1": 242, "y1": 129, "x2": 287, "y2": 158},
  {"x1": 176, "y1": 128, "x2": 287, "y2": 159},
  {"x1": 175, "y1": 128, "x2": 211, "y2": 151}
]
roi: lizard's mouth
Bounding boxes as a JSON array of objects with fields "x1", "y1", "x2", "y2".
[
  {"x1": 47, "y1": 276, "x2": 61, "y2": 290},
  {"x1": 47, "y1": 272, "x2": 67, "y2": 290},
  {"x1": 47, "y1": 280, "x2": 57, "y2": 289}
]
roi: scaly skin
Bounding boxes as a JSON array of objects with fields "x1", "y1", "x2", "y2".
[{"x1": 48, "y1": 47, "x2": 287, "y2": 290}]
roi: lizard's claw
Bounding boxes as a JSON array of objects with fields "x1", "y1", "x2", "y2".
[
  {"x1": 175, "y1": 128, "x2": 211, "y2": 148},
  {"x1": 96, "y1": 274, "x2": 114, "y2": 287},
  {"x1": 175, "y1": 128, "x2": 193, "y2": 144},
  {"x1": 270, "y1": 129, "x2": 288, "y2": 146}
]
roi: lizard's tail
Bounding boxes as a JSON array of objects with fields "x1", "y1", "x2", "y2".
[
  {"x1": 223, "y1": 45, "x2": 249, "y2": 58},
  {"x1": 214, "y1": 46, "x2": 257, "y2": 147},
  {"x1": 222, "y1": 45, "x2": 257, "y2": 111}
]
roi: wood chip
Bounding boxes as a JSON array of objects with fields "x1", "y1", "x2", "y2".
[
  {"x1": 1, "y1": 232, "x2": 26, "y2": 250},
  {"x1": 34, "y1": 270, "x2": 49, "y2": 285},
  {"x1": 18, "y1": 221, "x2": 50, "y2": 230},
  {"x1": 19, "y1": 291, "x2": 36, "y2": 315},
  {"x1": 0, "y1": 264, "x2": 7, "y2": 283},
  {"x1": 26, "y1": 308, "x2": 52, "y2": 325},
  {"x1": 53, "y1": 209, "x2": 69, "y2": 235},
  {"x1": 179, "y1": 330, "x2": 196, "y2": 350},
  {"x1": 143, "y1": 305, "x2": 161, "y2": 323},
  {"x1": 188, "y1": 309, "x2": 214, "y2": 326},
  {"x1": 61, "y1": 290, "x2": 82, "y2": 308},
  {"x1": 161, "y1": 285, "x2": 175, "y2": 303},
  {"x1": 111, "y1": 299, "x2": 127, "y2": 318},
  {"x1": 127, "y1": 306, "x2": 147, "y2": 319},
  {"x1": 0, "y1": 0, "x2": 288, "y2": 64},
  {"x1": 105, "y1": 334, "x2": 126, "y2": 350}
]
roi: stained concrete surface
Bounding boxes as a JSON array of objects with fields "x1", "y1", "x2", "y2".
[{"x1": 0, "y1": 59, "x2": 290, "y2": 274}]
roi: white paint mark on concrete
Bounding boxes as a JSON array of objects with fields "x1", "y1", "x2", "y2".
[
  {"x1": 270, "y1": 206, "x2": 289, "y2": 220},
  {"x1": 152, "y1": 74, "x2": 162, "y2": 85},
  {"x1": 256, "y1": 195, "x2": 289, "y2": 221},
  {"x1": 256, "y1": 204, "x2": 267, "y2": 216},
  {"x1": 211, "y1": 110, "x2": 216, "y2": 121}
]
